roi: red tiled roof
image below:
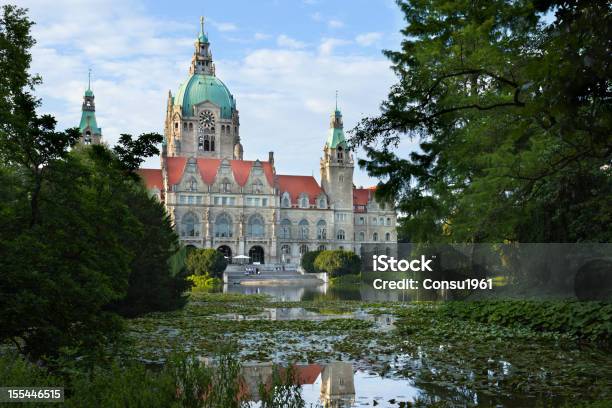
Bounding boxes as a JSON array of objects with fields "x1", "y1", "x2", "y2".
[
  {"x1": 137, "y1": 168, "x2": 163, "y2": 190},
  {"x1": 353, "y1": 187, "x2": 372, "y2": 206},
  {"x1": 197, "y1": 158, "x2": 222, "y2": 184},
  {"x1": 165, "y1": 157, "x2": 274, "y2": 187},
  {"x1": 294, "y1": 364, "x2": 322, "y2": 385},
  {"x1": 277, "y1": 175, "x2": 323, "y2": 204},
  {"x1": 166, "y1": 157, "x2": 188, "y2": 186}
]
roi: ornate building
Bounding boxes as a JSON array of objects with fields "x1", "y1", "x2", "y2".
[{"x1": 137, "y1": 19, "x2": 397, "y2": 264}]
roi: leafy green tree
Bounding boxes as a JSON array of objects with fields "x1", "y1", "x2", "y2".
[
  {"x1": 186, "y1": 248, "x2": 228, "y2": 278},
  {"x1": 314, "y1": 250, "x2": 362, "y2": 277},
  {"x1": 300, "y1": 250, "x2": 322, "y2": 273},
  {"x1": 351, "y1": 0, "x2": 611, "y2": 243}
]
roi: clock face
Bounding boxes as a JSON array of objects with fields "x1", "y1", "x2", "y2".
[{"x1": 199, "y1": 110, "x2": 215, "y2": 129}]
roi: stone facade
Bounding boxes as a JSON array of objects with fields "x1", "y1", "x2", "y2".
[{"x1": 136, "y1": 19, "x2": 397, "y2": 264}]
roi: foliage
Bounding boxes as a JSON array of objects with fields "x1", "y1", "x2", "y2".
[
  {"x1": 186, "y1": 248, "x2": 228, "y2": 278},
  {"x1": 441, "y1": 300, "x2": 612, "y2": 344},
  {"x1": 351, "y1": 0, "x2": 612, "y2": 243},
  {"x1": 258, "y1": 364, "x2": 305, "y2": 408},
  {"x1": 113, "y1": 132, "x2": 163, "y2": 174},
  {"x1": 300, "y1": 250, "x2": 321, "y2": 273},
  {"x1": 313, "y1": 250, "x2": 361, "y2": 277},
  {"x1": 0, "y1": 5, "x2": 187, "y2": 360},
  {"x1": 187, "y1": 274, "x2": 222, "y2": 289}
]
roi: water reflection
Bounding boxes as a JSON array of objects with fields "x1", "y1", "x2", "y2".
[{"x1": 223, "y1": 282, "x2": 444, "y2": 302}]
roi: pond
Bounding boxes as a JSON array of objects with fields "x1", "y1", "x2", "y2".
[
  {"x1": 223, "y1": 282, "x2": 442, "y2": 302},
  {"x1": 127, "y1": 292, "x2": 611, "y2": 407}
]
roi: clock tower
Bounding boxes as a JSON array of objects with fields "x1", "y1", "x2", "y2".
[{"x1": 164, "y1": 17, "x2": 240, "y2": 159}]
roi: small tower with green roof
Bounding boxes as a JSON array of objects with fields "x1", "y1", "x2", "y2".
[
  {"x1": 320, "y1": 92, "x2": 354, "y2": 212},
  {"x1": 79, "y1": 70, "x2": 102, "y2": 145}
]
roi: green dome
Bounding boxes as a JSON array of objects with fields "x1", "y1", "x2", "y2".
[{"x1": 175, "y1": 74, "x2": 236, "y2": 119}]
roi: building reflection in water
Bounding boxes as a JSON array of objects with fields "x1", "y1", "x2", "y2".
[{"x1": 241, "y1": 361, "x2": 356, "y2": 407}]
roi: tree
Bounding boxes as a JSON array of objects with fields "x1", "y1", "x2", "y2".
[
  {"x1": 351, "y1": 0, "x2": 611, "y2": 243},
  {"x1": 186, "y1": 249, "x2": 228, "y2": 278},
  {"x1": 314, "y1": 250, "x2": 361, "y2": 277},
  {"x1": 300, "y1": 250, "x2": 322, "y2": 273}
]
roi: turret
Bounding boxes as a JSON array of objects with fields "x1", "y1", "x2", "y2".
[
  {"x1": 189, "y1": 17, "x2": 215, "y2": 76},
  {"x1": 320, "y1": 103, "x2": 354, "y2": 210},
  {"x1": 78, "y1": 70, "x2": 102, "y2": 145}
]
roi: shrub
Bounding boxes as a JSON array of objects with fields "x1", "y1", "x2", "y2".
[
  {"x1": 186, "y1": 248, "x2": 228, "y2": 278},
  {"x1": 300, "y1": 250, "x2": 321, "y2": 273},
  {"x1": 314, "y1": 250, "x2": 361, "y2": 278}
]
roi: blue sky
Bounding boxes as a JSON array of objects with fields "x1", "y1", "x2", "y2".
[{"x1": 16, "y1": 0, "x2": 409, "y2": 186}]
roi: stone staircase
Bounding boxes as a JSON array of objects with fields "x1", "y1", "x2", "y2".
[{"x1": 224, "y1": 266, "x2": 326, "y2": 285}]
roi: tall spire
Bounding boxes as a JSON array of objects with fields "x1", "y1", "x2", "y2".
[
  {"x1": 191, "y1": 17, "x2": 214, "y2": 75},
  {"x1": 335, "y1": 90, "x2": 338, "y2": 111},
  {"x1": 79, "y1": 70, "x2": 102, "y2": 145}
]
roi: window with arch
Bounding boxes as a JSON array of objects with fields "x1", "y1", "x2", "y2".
[
  {"x1": 337, "y1": 146, "x2": 344, "y2": 161},
  {"x1": 281, "y1": 244, "x2": 290, "y2": 254},
  {"x1": 385, "y1": 232, "x2": 391, "y2": 241},
  {"x1": 252, "y1": 179, "x2": 263, "y2": 194},
  {"x1": 339, "y1": 175, "x2": 344, "y2": 183},
  {"x1": 280, "y1": 219, "x2": 291, "y2": 239},
  {"x1": 214, "y1": 214, "x2": 232, "y2": 238},
  {"x1": 181, "y1": 213, "x2": 199, "y2": 237},
  {"x1": 183, "y1": 122, "x2": 187, "y2": 130},
  {"x1": 248, "y1": 214, "x2": 265, "y2": 237},
  {"x1": 298, "y1": 219, "x2": 309, "y2": 239},
  {"x1": 379, "y1": 217, "x2": 384, "y2": 225},
  {"x1": 221, "y1": 178, "x2": 232, "y2": 193},
  {"x1": 299, "y1": 193, "x2": 309, "y2": 209},
  {"x1": 189, "y1": 122, "x2": 193, "y2": 131},
  {"x1": 317, "y1": 196, "x2": 326, "y2": 209},
  {"x1": 188, "y1": 177, "x2": 197, "y2": 192},
  {"x1": 386, "y1": 217, "x2": 391, "y2": 226},
  {"x1": 373, "y1": 232, "x2": 379, "y2": 241},
  {"x1": 336, "y1": 229, "x2": 345, "y2": 240},
  {"x1": 358, "y1": 231, "x2": 365, "y2": 241},
  {"x1": 372, "y1": 217, "x2": 378, "y2": 225},
  {"x1": 281, "y1": 192, "x2": 291, "y2": 208},
  {"x1": 299, "y1": 244, "x2": 309, "y2": 255},
  {"x1": 316, "y1": 220, "x2": 327, "y2": 240}
]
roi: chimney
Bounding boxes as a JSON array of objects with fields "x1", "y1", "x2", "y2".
[{"x1": 268, "y1": 151, "x2": 274, "y2": 165}]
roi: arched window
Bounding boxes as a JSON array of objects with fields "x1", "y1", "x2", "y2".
[
  {"x1": 248, "y1": 214, "x2": 265, "y2": 237},
  {"x1": 358, "y1": 231, "x2": 365, "y2": 241},
  {"x1": 337, "y1": 146, "x2": 344, "y2": 161},
  {"x1": 317, "y1": 195, "x2": 326, "y2": 209},
  {"x1": 215, "y1": 214, "x2": 232, "y2": 238},
  {"x1": 181, "y1": 213, "x2": 199, "y2": 237},
  {"x1": 336, "y1": 229, "x2": 345, "y2": 240},
  {"x1": 299, "y1": 244, "x2": 309, "y2": 255},
  {"x1": 280, "y1": 219, "x2": 291, "y2": 239},
  {"x1": 299, "y1": 193, "x2": 309, "y2": 209},
  {"x1": 198, "y1": 136, "x2": 204, "y2": 150},
  {"x1": 281, "y1": 192, "x2": 291, "y2": 208},
  {"x1": 386, "y1": 217, "x2": 391, "y2": 226},
  {"x1": 252, "y1": 179, "x2": 263, "y2": 194},
  {"x1": 188, "y1": 177, "x2": 197, "y2": 192},
  {"x1": 210, "y1": 137, "x2": 215, "y2": 151},
  {"x1": 204, "y1": 139, "x2": 210, "y2": 151},
  {"x1": 385, "y1": 232, "x2": 391, "y2": 241},
  {"x1": 221, "y1": 125, "x2": 225, "y2": 134},
  {"x1": 298, "y1": 219, "x2": 309, "y2": 239},
  {"x1": 281, "y1": 244, "x2": 291, "y2": 254},
  {"x1": 317, "y1": 220, "x2": 327, "y2": 240},
  {"x1": 373, "y1": 232, "x2": 379, "y2": 242},
  {"x1": 189, "y1": 122, "x2": 193, "y2": 131},
  {"x1": 222, "y1": 178, "x2": 232, "y2": 193},
  {"x1": 379, "y1": 217, "x2": 384, "y2": 225}
]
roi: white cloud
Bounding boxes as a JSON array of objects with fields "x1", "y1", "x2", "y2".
[
  {"x1": 210, "y1": 21, "x2": 238, "y2": 32},
  {"x1": 276, "y1": 34, "x2": 306, "y2": 49},
  {"x1": 328, "y1": 19, "x2": 344, "y2": 28},
  {"x1": 355, "y1": 32, "x2": 383, "y2": 46},
  {"x1": 254, "y1": 32, "x2": 271, "y2": 41},
  {"x1": 318, "y1": 38, "x2": 351, "y2": 56}
]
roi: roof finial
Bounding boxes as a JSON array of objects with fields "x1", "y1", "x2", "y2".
[
  {"x1": 200, "y1": 16, "x2": 204, "y2": 34},
  {"x1": 88, "y1": 68, "x2": 92, "y2": 90},
  {"x1": 335, "y1": 90, "x2": 338, "y2": 110}
]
